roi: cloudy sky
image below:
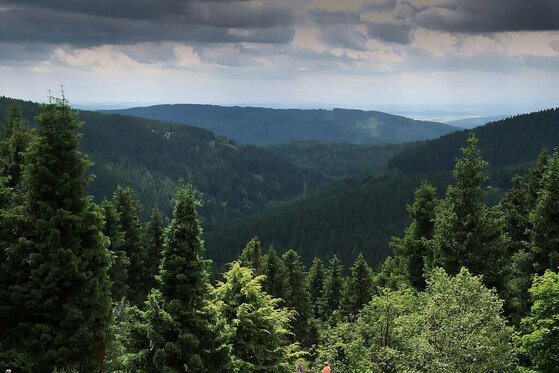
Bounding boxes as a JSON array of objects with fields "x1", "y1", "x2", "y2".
[{"x1": 1, "y1": 0, "x2": 559, "y2": 115}]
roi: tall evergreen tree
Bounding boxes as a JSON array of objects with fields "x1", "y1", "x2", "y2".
[
  {"x1": 144, "y1": 207, "x2": 164, "y2": 291},
  {"x1": 391, "y1": 182, "x2": 437, "y2": 289},
  {"x1": 147, "y1": 185, "x2": 229, "y2": 372},
  {"x1": 213, "y1": 262, "x2": 300, "y2": 372},
  {"x1": 112, "y1": 186, "x2": 148, "y2": 303},
  {"x1": 307, "y1": 257, "x2": 325, "y2": 319},
  {"x1": 101, "y1": 199, "x2": 129, "y2": 301},
  {"x1": 1, "y1": 94, "x2": 112, "y2": 371},
  {"x1": 282, "y1": 249, "x2": 311, "y2": 345},
  {"x1": 319, "y1": 255, "x2": 344, "y2": 321},
  {"x1": 341, "y1": 253, "x2": 374, "y2": 318},
  {"x1": 432, "y1": 135, "x2": 507, "y2": 290},
  {"x1": 239, "y1": 236, "x2": 263, "y2": 274},
  {"x1": 263, "y1": 245, "x2": 287, "y2": 300}
]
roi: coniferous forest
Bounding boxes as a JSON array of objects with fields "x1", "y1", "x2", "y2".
[{"x1": 2, "y1": 95, "x2": 559, "y2": 373}]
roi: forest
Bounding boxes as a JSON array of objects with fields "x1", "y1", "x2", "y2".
[{"x1": 1, "y1": 96, "x2": 559, "y2": 372}]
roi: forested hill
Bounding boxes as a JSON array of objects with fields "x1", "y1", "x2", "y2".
[
  {"x1": 102, "y1": 104, "x2": 457, "y2": 145},
  {"x1": 206, "y1": 108, "x2": 559, "y2": 268},
  {"x1": 0, "y1": 96, "x2": 328, "y2": 223},
  {"x1": 389, "y1": 108, "x2": 559, "y2": 174}
]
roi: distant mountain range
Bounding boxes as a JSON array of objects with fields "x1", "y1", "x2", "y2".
[
  {"x1": 101, "y1": 104, "x2": 458, "y2": 145},
  {"x1": 446, "y1": 115, "x2": 511, "y2": 129}
]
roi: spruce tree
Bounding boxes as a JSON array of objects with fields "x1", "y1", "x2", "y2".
[
  {"x1": 432, "y1": 135, "x2": 507, "y2": 290},
  {"x1": 112, "y1": 186, "x2": 148, "y2": 303},
  {"x1": 0, "y1": 105, "x2": 33, "y2": 191},
  {"x1": 147, "y1": 185, "x2": 229, "y2": 372},
  {"x1": 239, "y1": 236, "x2": 263, "y2": 274},
  {"x1": 101, "y1": 199, "x2": 129, "y2": 301},
  {"x1": 144, "y1": 207, "x2": 164, "y2": 291},
  {"x1": 282, "y1": 249, "x2": 311, "y2": 345},
  {"x1": 391, "y1": 182, "x2": 437, "y2": 290},
  {"x1": 341, "y1": 253, "x2": 374, "y2": 318},
  {"x1": 307, "y1": 257, "x2": 326, "y2": 319},
  {"x1": 263, "y1": 245, "x2": 287, "y2": 300},
  {"x1": 213, "y1": 262, "x2": 300, "y2": 372},
  {"x1": 319, "y1": 255, "x2": 344, "y2": 321},
  {"x1": 2, "y1": 94, "x2": 112, "y2": 371}
]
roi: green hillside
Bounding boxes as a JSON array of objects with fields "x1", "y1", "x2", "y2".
[
  {"x1": 267, "y1": 141, "x2": 407, "y2": 179},
  {"x1": 103, "y1": 104, "x2": 457, "y2": 145},
  {"x1": 0, "y1": 96, "x2": 329, "y2": 223},
  {"x1": 206, "y1": 108, "x2": 559, "y2": 268}
]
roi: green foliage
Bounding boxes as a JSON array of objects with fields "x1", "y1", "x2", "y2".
[
  {"x1": 146, "y1": 184, "x2": 229, "y2": 372},
  {"x1": 1, "y1": 94, "x2": 112, "y2": 371},
  {"x1": 213, "y1": 262, "x2": 300, "y2": 372},
  {"x1": 306, "y1": 257, "x2": 326, "y2": 319},
  {"x1": 144, "y1": 208, "x2": 164, "y2": 291},
  {"x1": 319, "y1": 255, "x2": 344, "y2": 322},
  {"x1": 268, "y1": 141, "x2": 407, "y2": 179},
  {"x1": 432, "y1": 135, "x2": 508, "y2": 290},
  {"x1": 238, "y1": 236, "x2": 263, "y2": 274},
  {"x1": 341, "y1": 253, "x2": 374, "y2": 318},
  {"x1": 394, "y1": 268, "x2": 516, "y2": 372},
  {"x1": 111, "y1": 186, "x2": 148, "y2": 304},
  {"x1": 391, "y1": 181, "x2": 437, "y2": 289},
  {"x1": 263, "y1": 246, "x2": 287, "y2": 300},
  {"x1": 520, "y1": 270, "x2": 559, "y2": 372}
]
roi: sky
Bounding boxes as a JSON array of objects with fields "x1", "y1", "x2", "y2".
[{"x1": 1, "y1": 0, "x2": 559, "y2": 116}]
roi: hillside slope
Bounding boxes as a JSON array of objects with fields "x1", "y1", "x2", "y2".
[
  {"x1": 0, "y1": 96, "x2": 329, "y2": 223},
  {"x1": 103, "y1": 104, "x2": 457, "y2": 145},
  {"x1": 206, "y1": 108, "x2": 559, "y2": 268}
]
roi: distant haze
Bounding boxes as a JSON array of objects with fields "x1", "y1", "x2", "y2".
[{"x1": 0, "y1": 0, "x2": 558, "y2": 110}]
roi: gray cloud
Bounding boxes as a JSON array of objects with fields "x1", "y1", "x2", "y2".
[
  {"x1": 367, "y1": 22, "x2": 414, "y2": 44},
  {"x1": 361, "y1": 0, "x2": 397, "y2": 13},
  {"x1": 317, "y1": 25, "x2": 370, "y2": 50},
  {"x1": 309, "y1": 10, "x2": 361, "y2": 26},
  {"x1": 414, "y1": 0, "x2": 559, "y2": 33}
]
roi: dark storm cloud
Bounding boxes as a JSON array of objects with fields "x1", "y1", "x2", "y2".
[
  {"x1": 367, "y1": 22, "x2": 414, "y2": 44},
  {"x1": 415, "y1": 0, "x2": 559, "y2": 33},
  {"x1": 0, "y1": 0, "x2": 300, "y2": 50},
  {"x1": 361, "y1": 0, "x2": 397, "y2": 13}
]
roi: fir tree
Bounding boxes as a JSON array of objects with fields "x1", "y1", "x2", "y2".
[
  {"x1": 213, "y1": 262, "x2": 300, "y2": 372},
  {"x1": 432, "y1": 135, "x2": 507, "y2": 290},
  {"x1": 239, "y1": 236, "x2": 263, "y2": 274},
  {"x1": 319, "y1": 255, "x2": 344, "y2": 321},
  {"x1": 263, "y1": 245, "x2": 287, "y2": 300},
  {"x1": 101, "y1": 199, "x2": 129, "y2": 301},
  {"x1": 112, "y1": 186, "x2": 148, "y2": 303},
  {"x1": 282, "y1": 249, "x2": 311, "y2": 346},
  {"x1": 2, "y1": 94, "x2": 112, "y2": 371},
  {"x1": 0, "y1": 105, "x2": 33, "y2": 191},
  {"x1": 147, "y1": 185, "x2": 229, "y2": 372},
  {"x1": 306, "y1": 257, "x2": 325, "y2": 319},
  {"x1": 391, "y1": 182, "x2": 437, "y2": 290},
  {"x1": 341, "y1": 253, "x2": 374, "y2": 318},
  {"x1": 144, "y1": 207, "x2": 164, "y2": 291}
]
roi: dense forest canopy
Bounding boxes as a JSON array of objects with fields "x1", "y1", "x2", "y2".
[{"x1": 1, "y1": 96, "x2": 559, "y2": 372}]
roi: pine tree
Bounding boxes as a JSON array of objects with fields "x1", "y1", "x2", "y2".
[
  {"x1": 213, "y1": 262, "x2": 300, "y2": 372},
  {"x1": 319, "y1": 255, "x2": 344, "y2": 321},
  {"x1": 1, "y1": 94, "x2": 112, "y2": 371},
  {"x1": 341, "y1": 253, "x2": 374, "y2": 318},
  {"x1": 112, "y1": 186, "x2": 148, "y2": 303},
  {"x1": 263, "y1": 245, "x2": 287, "y2": 300},
  {"x1": 391, "y1": 182, "x2": 437, "y2": 290},
  {"x1": 101, "y1": 199, "x2": 129, "y2": 301},
  {"x1": 307, "y1": 257, "x2": 325, "y2": 319},
  {"x1": 282, "y1": 249, "x2": 311, "y2": 346},
  {"x1": 239, "y1": 236, "x2": 263, "y2": 274},
  {"x1": 144, "y1": 207, "x2": 164, "y2": 291},
  {"x1": 147, "y1": 185, "x2": 229, "y2": 372},
  {"x1": 432, "y1": 135, "x2": 507, "y2": 290}
]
